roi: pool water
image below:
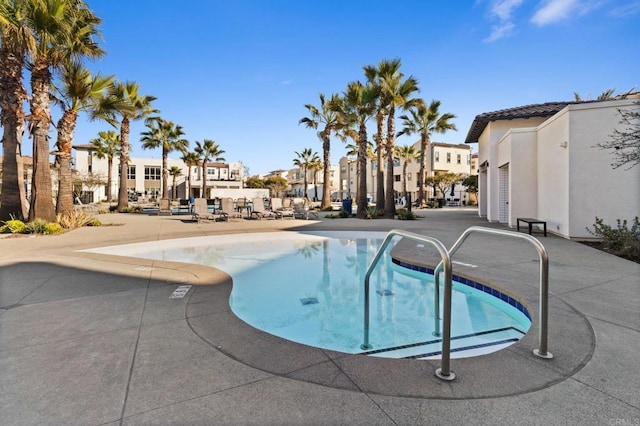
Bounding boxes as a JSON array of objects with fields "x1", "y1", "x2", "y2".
[{"x1": 83, "y1": 231, "x2": 531, "y2": 359}]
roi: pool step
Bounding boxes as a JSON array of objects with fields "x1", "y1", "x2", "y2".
[{"x1": 362, "y1": 326, "x2": 526, "y2": 359}]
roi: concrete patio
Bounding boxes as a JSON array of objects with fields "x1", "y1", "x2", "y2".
[{"x1": 1, "y1": 209, "x2": 638, "y2": 425}]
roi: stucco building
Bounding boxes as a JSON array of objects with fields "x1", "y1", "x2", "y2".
[{"x1": 465, "y1": 96, "x2": 640, "y2": 239}]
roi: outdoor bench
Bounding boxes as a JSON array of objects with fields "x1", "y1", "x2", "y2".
[{"x1": 516, "y1": 217, "x2": 547, "y2": 237}]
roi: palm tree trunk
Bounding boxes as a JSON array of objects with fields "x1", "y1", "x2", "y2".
[
  {"x1": 201, "y1": 160, "x2": 207, "y2": 198},
  {"x1": 161, "y1": 149, "x2": 168, "y2": 199},
  {"x1": 313, "y1": 171, "x2": 319, "y2": 201},
  {"x1": 321, "y1": 128, "x2": 331, "y2": 209},
  {"x1": 0, "y1": 45, "x2": 28, "y2": 221},
  {"x1": 384, "y1": 106, "x2": 396, "y2": 218},
  {"x1": 55, "y1": 109, "x2": 78, "y2": 215},
  {"x1": 28, "y1": 61, "x2": 56, "y2": 222},
  {"x1": 187, "y1": 167, "x2": 191, "y2": 198},
  {"x1": 418, "y1": 133, "x2": 427, "y2": 206},
  {"x1": 356, "y1": 123, "x2": 368, "y2": 218},
  {"x1": 106, "y1": 157, "x2": 113, "y2": 202},
  {"x1": 375, "y1": 111, "x2": 385, "y2": 211},
  {"x1": 402, "y1": 162, "x2": 408, "y2": 200},
  {"x1": 302, "y1": 166, "x2": 308, "y2": 198},
  {"x1": 117, "y1": 117, "x2": 130, "y2": 211}
]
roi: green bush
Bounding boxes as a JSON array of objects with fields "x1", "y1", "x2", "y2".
[
  {"x1": 88, "y1": 219, "x2": 102, "y2": 226},
  {"x1": 365, "y1": 206, "x2": 383, "y2": 219},
  {"x1": 57, "y1": 210, "x2": 97, "y2": 229},
  {"x1": 396, "y1": 208, "x2": 416, "y2": 220},
  {"x1": 24, "y1": 219, "x2": 49, "y2": 234},
  {"x1": 338, "y1": 209, "x2": 351, "y2": 218},
  {"x1": 44, "y1": 222, "x2": 64, "y2": 235},
  {"x1": 1, "y1": 218, "x2": 26, "y2": 233},
  {"x1": 587, "y1": 216, "x2": 640, "y2": 260}
]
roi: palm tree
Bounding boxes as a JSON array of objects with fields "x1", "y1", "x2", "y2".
[
  {"x1": 299, "y1": 93, "x2": 341, "y2": 209},
  {"x1": 363, "y1": 61, "x2": 391, "y2": 211},
  {"x1": 337, "y1": 81, "x2": 378, "y2": 218},
  {"x1": 90, "y1": 130, "x2": 120, "y2": 202},
  {"x1": 140, "y1": 117, "x2": 188, "y2": 199},
  {"x1": 394, "y1": 144, "x2": 420, "y2": 203},
  {"x1": 293, "y1": 148, "x2": 318, "y2": 198},
  {"x1": 52, "y1": 62, "x2": 114, "y2": 214},
  {"x1": 0, "y1": 0, "x2": 33, "y2": 221},
  {"x1": 168, "y1": 166, "x2": 183, "y2": 200},
  {"x1": 308, "y1": 156, "x2": 323, "y2": 202},
  {"x1": 378, "y1": 59, "x2": 420, "y2": 218},
  {"x1": 92, "y1": 80, "x2": 157, "y2": 211},
  {"x1": 180, "y1": 151, "x2": 200, "y2": 198},
  {"x1": 26, "y1": 0, "x2": 104, "y2": 221},
  {"x1": 194, "y1": 139, "x2": 225, "y2": 198},
  {"x1": 398, "y1": 99, "x2": 457, "y2": 206}
]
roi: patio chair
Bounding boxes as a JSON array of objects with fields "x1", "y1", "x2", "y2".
[
  {"x1": 250, "y1": 197, "x2": 276, "y2": 220},
  {"x1": 270, "y1": 198, "x2": 295, "y2": 220},
  {"x1": 158, "y1": 198, "x2": 172, "y2": 216},
  {"x1": 293, "y1": 197, "x2": 319, "y2": 220},
  {"x1": 192, "y1": 198, "x2": 216, "y2": 222},
  {"x1": 178, "y1": 198, "x2": 190, "y2": 214},
  {"x1": 219, "y1": 197, "x2": 243, "y2": 221}
]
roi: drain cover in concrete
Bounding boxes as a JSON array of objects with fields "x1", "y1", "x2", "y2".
[{"x1": 170, "y1": 285, "x2": 192, "y2": 298}]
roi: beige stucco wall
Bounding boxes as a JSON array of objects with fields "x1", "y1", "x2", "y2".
[{"x1": 497, "y1": 128, "x2": 538, "y2": 227}]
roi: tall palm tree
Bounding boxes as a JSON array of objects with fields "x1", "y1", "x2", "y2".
[
  {"x1": 180, "y1": 150, "x2": 200, "y2": 198},
  {"x1": 0, "y1": 0, "x2": 33, "y2": 221},
  {"x1": 26, "y1": 0, "x2": 104, "y2": 221},
  {"x1": 293, "y1": 148, "x2": 318, "y2": 198},
  {"x1": 90, "y1": 130, "x2": 119, "y2": 202},
  {"x1": 140, "y1": 117, "x2": 188, "y2": 199},
  {"x1": 299, "y1": 93, "x2": 341, "y2": 209},
  {"x1": 394, "y1": 144, "x2": 420, "y2": 202},
  {"x1": 378, "y1": 59, "x2": 420, "y2": 218},
  {"x1": 168, "y1": 166, "x2": 182, "y2": 200},
  {"x1": 92, "y1": 80, "x2": 157, "y2": 211},
  {"x1": 308, "y1": 156, "x2": 323, "y2": 202},
  {"x1": 52, "y1": 62, "x2": 114, "y2": 214},
  {"x1": 338, "y1": 81, "x2": 377, "y2": 218},
  {"x1": 194, "y1": 139, "x2": 225, "y2": 198},
  {"x1": 398, "y1": 99, "x2": 457, "y2": 206},
  {"x1": 363, "y1": 61, "x2": 391, "y2": 211}
]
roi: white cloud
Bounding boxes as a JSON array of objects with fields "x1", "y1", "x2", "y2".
[
  {"x1": 282, "y1": 80, "x2": 292, "y2": 86},
  {"x1": 609, "y1": 0, "x2": 640, "y2": 17},
  {"x1": 482, "y1": 0, "x2": 524, "y2": 42},
  {"x1": 484, "y1": 22, "x2": 516, "y2": 42},
  {"x1": 531, "y1": 0, "x2": 586, "y2": 25}
]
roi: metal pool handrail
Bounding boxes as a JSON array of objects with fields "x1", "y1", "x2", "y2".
[
  {"x1": 433, "y1": 226, "x2": 553, "y2": 359},
  {"x1": 361, "y1": 229, "x2": 456, "y2": 381}
]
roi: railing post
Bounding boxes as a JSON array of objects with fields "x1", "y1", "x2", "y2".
[{"x1": 362, "y1": 229, "x2": 455, "y2": 381}]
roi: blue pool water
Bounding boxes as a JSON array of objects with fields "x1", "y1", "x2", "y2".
[{"x1": 83, "y1": 231, "x2": 531, "y2": 359}]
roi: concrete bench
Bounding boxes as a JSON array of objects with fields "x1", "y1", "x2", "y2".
[{"x1": 517, "y1": 218, "x2": 547, "y2": 237}]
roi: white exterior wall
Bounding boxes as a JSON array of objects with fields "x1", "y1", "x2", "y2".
[
  {"x1": 497, "y1": 128, "x2": 538, "y2": 226},
  {"x1": 565, "y1": 101, "x2": 640, "y2": 238},
  {"x1": 477, "y1": 117, "x2": 549, "y2": 221}
]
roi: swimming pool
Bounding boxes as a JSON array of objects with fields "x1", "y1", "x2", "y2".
[{"x1": 83, "y1": 231, "x2": 531, "y2": 359}]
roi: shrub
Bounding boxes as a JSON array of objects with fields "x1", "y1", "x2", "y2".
[
  {"x1": 57, "y1": 210, "x2": 97, "y2": 229},
  {"x1": 338, "y1": 209, "x2": 351, "y2": 218},
  {"x1": 587, "y1": 216, "x2": 640, "y2": 261},
  {"x1": 396, "y1": 208, "x2": 416, "y2": 220},
  {"x1": 44, "y1": 222, "x2": 64, "y2": 235},
  {"x1": 1, "y1": 218, "x2": 26, "y2": 234},
  {"x1": 88, "y1": 219, "x2": 102, "y2": 226},
  {"x1": 24, "y1": 219, "x2": 49, "y2": 234},
  {"x1": 365, "y1": 206, "x2": 383, "y2": 219}
]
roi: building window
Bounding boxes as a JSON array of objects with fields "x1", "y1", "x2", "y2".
[
  {"x1": 457, "y1": 154, "x2": 461, "y2": 164},
  {"x1": 144, "y1": 166, "x2": 160, "y2": 180},
  {"x1": 393, "y1": 159, "x2": 400, "y2": 167},
  {"x1": 467, "y1": 154, "x2": 471, "y2": 165},
  {"x1": 446, "y1": 153, "x2": 451, "y2": 163},
  {"x1": 435, "y1": 152, "x2": 440, "y2": 162},
  {"x1": 127, "y1": 165, "x2": 136, "y2": 180},
  {"x1": 407, "y1": 174, "x2": 412, "y2": 181},
  {"x1": 394, "y1": 175, "x2": 401, "y2": 182}
]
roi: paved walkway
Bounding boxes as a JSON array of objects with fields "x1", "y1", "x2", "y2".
[{"x1": 1, "y1": 209, "x2": 638, "y2": 425}]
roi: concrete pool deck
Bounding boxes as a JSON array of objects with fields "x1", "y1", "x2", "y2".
[{"x1": 1, "y1": 209, "x2": 638, "y2": 425}]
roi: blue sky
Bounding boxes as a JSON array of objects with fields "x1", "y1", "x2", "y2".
[{"x1": 61, "y1": 0, "x2": 640, "y2": 175}]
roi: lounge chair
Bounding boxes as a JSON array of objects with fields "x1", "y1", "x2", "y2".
[
  {"x1": 178, "y1": 198, "x2": 190, "y2": 214},
  {"x1": 270, "y1": 198, "x2": 295, "y2": 219},
  {"x1": 192, "y1": 198, "x2": 216, "y2": 222},
  {"x1": 293, "y1": 197, "x2": 319, "y2": 220},
  {"x1": 219, "y1": 197, "x2": 243, "y2": 221},
  {"x1": 158, "y1": 198, "x2": 172, "y2": 216},
  {"x1": 250, "y1": 197, "x2": 276, "y2": 220}
]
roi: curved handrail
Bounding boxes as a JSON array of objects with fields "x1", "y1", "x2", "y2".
[
  {"x1": 362, "y1": 229, "x2": 456, "y2": 381},
  {"x1": 433, "y1": 226, "x2": 553, "y2": 359}
]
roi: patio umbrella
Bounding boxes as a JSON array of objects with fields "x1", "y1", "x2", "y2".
[
  {"x1": 450, "y1": 183, "x2": 456, "y2": 196},
  {"x1": 433, "y1": 184, "x2": 437, "y2": 197}
]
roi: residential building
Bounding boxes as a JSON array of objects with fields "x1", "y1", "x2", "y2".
[
  {"x1": 286, "y1": 164, "x2": 340, "y2": 201},
  {"x1": 73, "y1": 145, "x2": 244, "y2": 201},
  {"x1": 464, "y1": 96, "x2": 640, "y2": 239}
]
